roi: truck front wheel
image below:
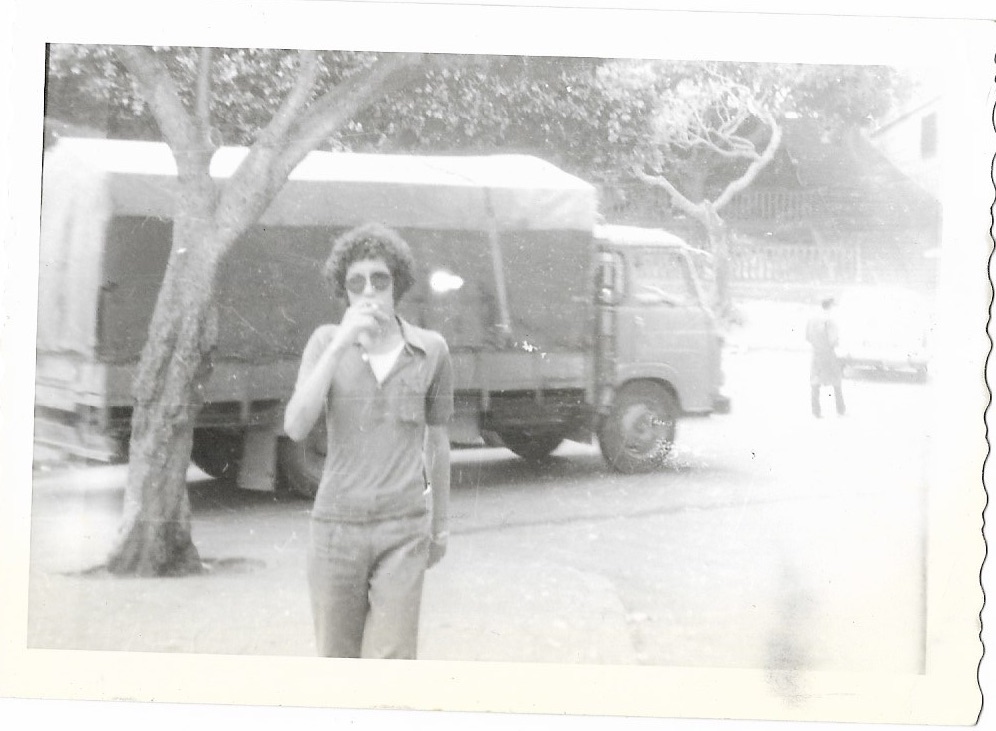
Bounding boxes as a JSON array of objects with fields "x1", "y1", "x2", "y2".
[
  {"x1": 598, "y1": 383, "x2": 677, "y2": 473},
  {"x1": 497, "y1": 429, "x2": 564, "y2": 461},
  {"x1": 276, "y1": 428, "x2": 326, "y2": 499}
]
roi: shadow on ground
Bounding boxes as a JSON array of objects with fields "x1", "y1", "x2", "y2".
[{"x1": 187, "y1": 441, "x2": 713, "y2": 515}]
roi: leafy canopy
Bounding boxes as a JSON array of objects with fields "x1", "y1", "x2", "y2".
[{"x1": 47, "y1": 45, "x2": 911, "y2": 186}]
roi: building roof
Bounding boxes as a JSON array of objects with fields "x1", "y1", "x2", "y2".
[
  {"x1": 869, "y1": 95, "x2": 941, "y2": 138},
  {"x1": 742, "y1": 118, "x2": 940, "y2": 234}
]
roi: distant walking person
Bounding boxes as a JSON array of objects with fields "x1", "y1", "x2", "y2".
[
  {"x1": 283, "y1": 223, "x2": 453, "y2": 659},
  {"x1": 806, "y1": 297, "x2": 845, "y2": 418}
]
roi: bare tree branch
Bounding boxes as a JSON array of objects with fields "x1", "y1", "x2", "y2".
[
  {"x1": 254, "y1": 50, "x2": 321, "y2": 149},
  {"x1": 634, "y1": 166, "x2": 706, "y2": 221},
  {"x1": 687, "y1": 103, "x2": 710, "y2": 136},
  {"x1": 212, "y1": 53, "x2": 428, "y2": 239},
  {"x1": 701, "y1": 63, "x2": 753, "y2": 100},
  {"x1": 203, "y1": 51, "x2": 324, "y2": 240},
  {"x1": 690, "y1": 136, "x2": 739, "y2": 159},
  {"x1": 194, "y1": 47, "x2": 214, "y2": 142},
  {"x1": 114, "y1": 46, "x2": 199, "y2": 161},
  {"x1": 717, "y1": 106, "x2": 749, "y2": 138},
  {"x1": 721, "y1": 133, "x2": 760, "y2": 156},
  {"x1": 714, "y1": 115, "x2": 783, "y2": 210},
  {"x1": 691, "y1": 130, "x2": 757, "y2": 160},
  {"x1": 274, "y1": 52, "x2": 426, "y2": 179}
]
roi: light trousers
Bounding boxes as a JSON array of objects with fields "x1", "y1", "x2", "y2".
[
  {"x1": 308, "y1": 513, "x2": 430, "y2": 658},
  {"x1": 811, "y1": 382, "x2": 845, "y2": 417}
]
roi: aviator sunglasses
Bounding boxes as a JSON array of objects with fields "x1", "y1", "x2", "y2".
[{"x1": 345, "y1": 271, "x2": 392, "y2": 295}]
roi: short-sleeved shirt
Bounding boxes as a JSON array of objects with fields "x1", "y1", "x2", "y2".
[{"x1": 296, "y1": 318, "x2": 454, "y2": 522}]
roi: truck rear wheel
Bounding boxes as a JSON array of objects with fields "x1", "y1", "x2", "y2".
[
  {"x1": 498, "y1": 429, "x2": 564, "y2": 461},
  {"x1": 191, "y1": 428, "x2": 245, "y2": 481},
  {"x1": 598, "y1": 383, "x2": 677, "y2": 473},
  {"x1": 276, "y1": 429, "x2": 326, "y2": 500}
]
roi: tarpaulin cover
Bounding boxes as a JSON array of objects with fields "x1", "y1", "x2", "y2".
[
  {"x1": 36, "y1": 143, "x2": 113, "y2": 354},
  {"x1": 37, "y1": 138, "x2": 598, "y2": 363},
  {"x1": 44, "y1": 138, "x2": 597, "y2": 229}
]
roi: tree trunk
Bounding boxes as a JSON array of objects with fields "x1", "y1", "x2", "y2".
[
  {"x1": 97, "y1": 48, "x2": 430, "y2": 577},
  {"x1": 702, "y1": 205, "x2": 734, "y2": 320},
  {"x1": 107, "y1": 216, "x2": 222, "y2": 576}
]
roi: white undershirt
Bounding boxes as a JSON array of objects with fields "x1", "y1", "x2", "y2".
[{"x1": 364, "y1": 340, "x2": 405, "y2": 384}]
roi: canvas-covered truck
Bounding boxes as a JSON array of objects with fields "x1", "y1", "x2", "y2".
[{"x1": 35, "y1": 137, "x2": 729, "y2": 496}]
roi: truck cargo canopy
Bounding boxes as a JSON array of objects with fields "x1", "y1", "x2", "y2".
[
  {"x1": 45, "y1": 138, "x2": 597, "y2": 231},
  {"x1": 37, "y1": 138, "x2": 598, "y2": 359}
]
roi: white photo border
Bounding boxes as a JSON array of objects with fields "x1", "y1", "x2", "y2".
[{"x1": 2, "y1": 1, "x2": 993, "y2": 727}]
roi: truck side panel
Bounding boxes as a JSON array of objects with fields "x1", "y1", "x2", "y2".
[
  {"x1": 40, "y1": 213, "x2": 594, "y2": 446},
  {"x1": 95, "y1": 219, "x2": 594, "y2": 378}
]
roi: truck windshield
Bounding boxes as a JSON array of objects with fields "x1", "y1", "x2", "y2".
[{"x1": 630, "y1": 250, "x2": 699, "y2": 306}]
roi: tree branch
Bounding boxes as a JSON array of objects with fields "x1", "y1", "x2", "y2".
[
  {"x1": 114, "y1": 46, "x2": 200, "y2": 164},
  {"x1": 273, "y1": 52, "x2": 426, "y2": 180},
  {"x1": 212, "y1": 53, "x2": 427, "y2": 240},
  {"x1": 687, "y1": 103, "x2": 711, "y2": 137},
  {"x1": 720, "y1": 132, "x2": 761, "y2": 156},
  {"x1": 691, "y1": 130, "x2": 756, "y2": 160},
  {"x1": 714, "y1": 115, "x2": 783, "y2": 210},
  {"x1": 202, "y1": 50, "x2": 323, "y2": 241},
  {"x1": 701, "y1": 63, "x2": 753, "y2": 100},
  {"x1": 717, "y1": 106, "x2": 749, "y2": 138},
  {"x1": 634, "y1": 166, "x2": 707, "y2": 221},
  {"x1": 194, "y1": 47, "x2": 213, "y2": 142},
  {"x1": 254, "y1": 50, "x2": 321, "y2": 149}
]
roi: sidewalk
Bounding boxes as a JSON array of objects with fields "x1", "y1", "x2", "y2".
[{"x1": 27, "y1": 446, "x2": 643, "y2": 664}]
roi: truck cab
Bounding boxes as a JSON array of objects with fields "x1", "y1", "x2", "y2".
[{"x1": 592, "y1": 224, "x2": 729, "y2": 472}]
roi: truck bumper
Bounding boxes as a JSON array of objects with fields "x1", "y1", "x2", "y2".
[{"x1": 712, "y1": 393, "x2": 732, "y2": 414}]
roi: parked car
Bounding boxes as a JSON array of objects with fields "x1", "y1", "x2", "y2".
[{"x1": 834, "y1": 286, "x2": 934, "y2": 380}]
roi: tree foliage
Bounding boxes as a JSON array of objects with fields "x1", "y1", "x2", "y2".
[
  {"x1": 48, "y1": 48, "x2": 909, "y2": 190},
  {"x1": 625, "y1": 60, "x2": 910, "y2": 202},
  {"x1": 348, "y1": 55, "x2": 658, "y2": 180},
  {"x1": 47, "y1": 45, "x2": 381, "y2": 144}
]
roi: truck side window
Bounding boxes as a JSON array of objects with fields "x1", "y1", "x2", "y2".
[{"x1": 631, "y1": 251, "x2": 696, "y2": 306}]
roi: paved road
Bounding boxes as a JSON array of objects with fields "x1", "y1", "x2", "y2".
[
  {"x1": 423, "y1": 349, "x2": 929, "y2": 671},
  {"x1": 27, "y1": 349, "x2": 931, "y2": 675}
]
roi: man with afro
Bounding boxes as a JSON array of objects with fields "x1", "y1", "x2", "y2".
[{"x1": 284, "y1": 223, "x2": 453, "y2": 658}]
